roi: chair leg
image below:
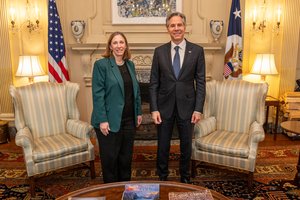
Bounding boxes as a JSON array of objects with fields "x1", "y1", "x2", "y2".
[
  {"x1": 248, "y1": 172, "x2": 254, "y2": 191},
  {"x1": 29, "y1": 176, "x2": 35, "y2": 197},
  {"x1": 90, "y1": 160, "x2": 96, "y2": 179},
  {"x1": 191, "y1": 160, "x2": 196, "y2": 178}
]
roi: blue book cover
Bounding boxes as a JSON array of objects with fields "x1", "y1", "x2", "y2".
[{"x1": 122, "y1": 184, "x2": 159, "y2": 200}]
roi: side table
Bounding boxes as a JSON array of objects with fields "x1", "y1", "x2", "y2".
[
  {"x1": 265, "y1": 96, "x2": 280, "y2": 140},
  {"x1": 0, "y1": 120, "x2": 9, "y2": 144}
]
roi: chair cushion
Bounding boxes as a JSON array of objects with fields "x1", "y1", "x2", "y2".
[
  {"x1": 33, "y1": 134, "x2": 88, "y2": 163},
  {"x1": 195, "y1": 130, "x2": 249, "y2": 158}
]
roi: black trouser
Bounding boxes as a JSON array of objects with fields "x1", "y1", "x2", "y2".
[
  {"x1": 95, "y1": 117, "x2": 135, "y2": 183},
  {"x1": 156, "y1": 109, "x2": 193, "y2": 179}
]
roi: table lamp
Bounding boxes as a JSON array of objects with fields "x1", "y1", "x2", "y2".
[
  {"x1": 250, "y1": 54, "x2": 278, "y2": 81},
  {"x1": 16, "y1": 55, "x2": 45, "y2": 83}
]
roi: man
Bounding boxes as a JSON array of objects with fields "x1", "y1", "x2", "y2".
[{"x1": 149, "y1": 12, "x2": 206, "y2": 183}]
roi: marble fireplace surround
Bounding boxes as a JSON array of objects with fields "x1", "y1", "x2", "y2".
[{"x1": 71, "y1": 42, "x2": 223, "y2": 87}]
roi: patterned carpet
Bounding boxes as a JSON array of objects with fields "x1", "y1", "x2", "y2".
[{"x1": 0, "y1": 144, "x2": 300, "y2": 199}]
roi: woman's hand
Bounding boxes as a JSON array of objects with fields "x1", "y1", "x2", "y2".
[
  {"x1": 100, "y1": 122, "x2": 110, "y2": 136},
  {"x1": 136, "y1": 115, "x2": 142, "y2": 127}
]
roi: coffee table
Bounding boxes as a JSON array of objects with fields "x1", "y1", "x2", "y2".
[
  {"x1": 56, "y1": 180, "x2": 229, "y2": 200},
  {"x1": 281, "y1": 121, "x2": 300, "y2": 185}
]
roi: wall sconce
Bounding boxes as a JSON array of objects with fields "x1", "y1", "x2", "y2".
[
  {"x1": 251, "y1": 0, "x2": 281, "y2": 34},
  {"x1": 250, "y1": 54, "x2": 278, "y2": 81},
  {"x1": 9, "y1": 0, "x2": 41, "y2": 33},
  {"x1": 16, "y1": 55, "x2": 45, "y2": 83}
]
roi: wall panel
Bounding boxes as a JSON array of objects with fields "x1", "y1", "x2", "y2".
[{"x1": 0, "y1": 0, "x2": 13, "y2": 119}]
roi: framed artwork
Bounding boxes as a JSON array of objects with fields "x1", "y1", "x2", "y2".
[{"x1": 112, "y1": 0, "x2": 182, "y2": 24}]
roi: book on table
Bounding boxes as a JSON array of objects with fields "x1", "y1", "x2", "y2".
[
  {"x1": 168, "y1": 190, "x2": 214, "y2": 200},
  {"x1": 122, "y1": 183, "x2": 159, "y2": 200},
  {"x1": 68, "y1": 197, "x2": 105, "y2": 200}
]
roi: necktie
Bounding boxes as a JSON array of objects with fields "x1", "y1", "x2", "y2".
[{"x1": 173, "y1": 46, "x2": 180, "y2": 79}]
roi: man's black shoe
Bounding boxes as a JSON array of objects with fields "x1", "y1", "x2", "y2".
[
  {"x1": 159, "y1": 176, "x2": 167, "y2": 181},
  {"x1": 180, "y1": 177, "x2": 191, "y2": 184}
]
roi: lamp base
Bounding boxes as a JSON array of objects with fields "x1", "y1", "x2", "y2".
[
  {"x1": 28, "y1": 77, "x2": 34, "y2": 84},
  {"x1": 260, "y1": 75, "x2": 266, "y2": 81}
]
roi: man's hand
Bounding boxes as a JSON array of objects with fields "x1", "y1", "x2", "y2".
[
  {"x1": 191, "y1": 111, "x2": 202, "y2": 124},
  {"x1": 151, "y1": 111, "x2": 162, "y2": 124}
]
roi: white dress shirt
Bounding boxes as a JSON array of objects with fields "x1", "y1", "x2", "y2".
[{"x1": 171, "y1": 40, "x2": 186, "y2": 69}]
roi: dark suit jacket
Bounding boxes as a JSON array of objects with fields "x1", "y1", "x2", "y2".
[
  {"x1": 149, "y1": 40, "x2": 206, "y2": 120},
  {"x1": 91, "y1": 57, "x2": 142, "y2": 132}
]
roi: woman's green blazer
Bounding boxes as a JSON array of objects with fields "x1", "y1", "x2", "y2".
[{"x1": 91, "y1": 57, "x2": 142, "y2": 132}]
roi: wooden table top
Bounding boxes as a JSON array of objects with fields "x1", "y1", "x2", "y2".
[
  {"x1": 281, "y1": 121, "x2": 300, "y2": 134},
  {"x1": 56, "y1": 180, "x2": 229, "y2": 200}
]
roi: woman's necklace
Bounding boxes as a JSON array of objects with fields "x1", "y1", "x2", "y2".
[{"x1": 116, "y1": 60, "x2": 125, "y2": 66}]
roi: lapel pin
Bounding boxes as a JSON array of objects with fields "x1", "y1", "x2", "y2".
[{"x1": 188, "y1": 51, "x2": 192, "y2": 53}]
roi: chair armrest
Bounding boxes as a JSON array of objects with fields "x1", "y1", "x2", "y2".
[
  {"x1": 67, "y1": 119, "x2": 93, "y2": 139},
  {"x1": 249, "y1": 121, "x2": 265, "y2": 144},
  {"x1": 249, "y1": 121, "x2": 265, "y2": 149},
  {"x1": 15, "y1": 127, "x2": 34, "y2": 150},
  {"x1": 248, "y1": 121, "x2": 265, "y2": 160},
  {"x1": 15, "y1": 127, "x2": 35, "y2": 172},
  {"x1": 194, "y1": 116, "x2": 216, "y2": 139}
]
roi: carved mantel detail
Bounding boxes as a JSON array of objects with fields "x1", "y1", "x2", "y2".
[{"x1": 71, "y1": 43, "x2": 223, "y2": 87}]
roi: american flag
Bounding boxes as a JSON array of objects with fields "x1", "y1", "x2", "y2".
[
  {"x1": 223, "y1": 0, "x2": 243, "y2": 80},
  {"x1": 224, "y1": 62, "x2": 234, "y2": 77},
  {"x1": 48, "y1": 0, "x2": 69, "y2": 83}
]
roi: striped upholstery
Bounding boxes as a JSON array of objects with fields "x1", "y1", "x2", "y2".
[
  {"x1": 16, "y1": 82, "x2": 68, "y2": 138},
  {"x1": 192, "y1": 80, "x2": 268, "y2": 172},
  {"x1": 33, "y1": 134, "x2": 88, "y2": 162},
  {"x1": 10, "y1": 82, "x2": 94, "y2": 177},
  {"x1": 202, "y1": 80, "x2": 216, "y2": 118},
  {"x1": 216, "y1": 81, "x2": 262, "y2": 133}
]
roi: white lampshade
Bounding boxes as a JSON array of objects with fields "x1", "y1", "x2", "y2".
[
  {"x1": 16, "y1": 55, "x2": 45, "y2": 83},
  {"x1": 251, "y1": 54, "x2": 278, "y2": 81}
]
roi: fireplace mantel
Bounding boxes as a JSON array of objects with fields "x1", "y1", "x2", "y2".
[
  {"x1": 71, "y1": 42, "x2": 223, "y2": 53},
  {"x1": 71, "y1": 43, "x2": 224, "y2": 86}
]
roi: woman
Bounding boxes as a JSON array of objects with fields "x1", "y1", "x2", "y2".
[{"x1": 91, "y1": 32, "x2": 142, "y2": 183}]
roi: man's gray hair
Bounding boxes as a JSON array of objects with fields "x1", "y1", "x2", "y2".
[{"x1": 166, "y1": 12, "x2": 186, "y2": 27}]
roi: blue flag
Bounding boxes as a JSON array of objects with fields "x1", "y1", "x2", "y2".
[{"x1": 224, "y1": 0, "x2": 243, "y2": 79}]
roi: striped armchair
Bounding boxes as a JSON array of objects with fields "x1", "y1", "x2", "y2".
[
  {"x1": 191, "y1": 80, "x2": 268, "y2": 187},
  {"x1": 9, "y1": 81, "x2": 95, "y2": 196}
]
